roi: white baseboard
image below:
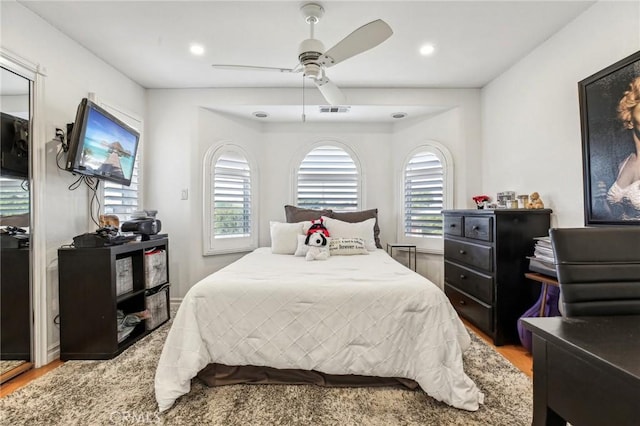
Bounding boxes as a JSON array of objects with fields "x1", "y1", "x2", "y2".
[
  {"x1": 170, "y1": 297, "x2": 183, "y2": 312},
  {"x1": 47, "y1": 343, "x2": 60, "y2": 364}
]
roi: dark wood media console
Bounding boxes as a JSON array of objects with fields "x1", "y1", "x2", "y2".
[
  {"x1": 0, "y1": 247, "x2": 31, "y2": 360},
  {"x1": 58, "y1": 237, "x2": 170, "y2": 360}
]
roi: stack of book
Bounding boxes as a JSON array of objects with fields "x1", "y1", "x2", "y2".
[{"x1": 527, "y1": 236, "x2": 557, "y2": 277}]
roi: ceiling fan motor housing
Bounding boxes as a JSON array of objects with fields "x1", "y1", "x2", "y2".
[
  {"x1": 298, "y1": 38, "x2": 325, "y2": 79},
  {"x1": 212, "y1": 3, "x2": 391, "y2": 107}
]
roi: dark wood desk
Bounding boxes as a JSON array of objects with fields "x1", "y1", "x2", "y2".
[{"x1": 522, "y1": 316, "x2": 640, "y2": 426}]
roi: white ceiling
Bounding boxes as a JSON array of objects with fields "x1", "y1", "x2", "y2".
[{"x1": 18, "y1": 0, "x2": 595, "y2": 122}]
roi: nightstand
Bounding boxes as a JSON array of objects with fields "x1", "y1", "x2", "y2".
[{"x1": 386, "y1": 243, "x2": 417, "y2": 271}]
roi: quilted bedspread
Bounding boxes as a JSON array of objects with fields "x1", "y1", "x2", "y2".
[{"x1": 155, "y1": 248, "x2": 484, "y2": 411}]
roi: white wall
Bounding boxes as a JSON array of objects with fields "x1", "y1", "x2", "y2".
[
  {"x1": 1, "y1": 2, "x2": 146, "y2": 357},
  {"x1": 482, "y1": 1, "x2": 640, "y2": 228},
  {"x1": 8, "y1": 0, "x2": 628, "y2": 357},
  {"x1": 260, "y1": 121, "x2": 393, "y2": 243},
  {"x1": 146, "y1": 87, "x2": 480, "y2": 294},
  {"x1": 392, "y1": 107, "x2": 468, "y2": 285}
]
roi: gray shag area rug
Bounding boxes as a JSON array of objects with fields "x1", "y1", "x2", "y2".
[{"x1": 0, "y1": 320, "x2": 532, "y2": 425}]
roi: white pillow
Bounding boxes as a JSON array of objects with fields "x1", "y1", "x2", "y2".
[
  {"x1": 294, "y1": 234, "x2": 310, "y2": 256},
  {"x1": 300, "y1": 221, "x2": 313, "y2": 235},
  {"x1": 329, "y1": 237, "x2": 369, "y2": 255},
  {"x1": 321, "y1": 216, "x2": 376, "y2": 251},
  {"x1": 270, "y1": 221, "x2": 303, "y2": 254}
]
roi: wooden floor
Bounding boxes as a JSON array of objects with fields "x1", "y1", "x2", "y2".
[
  {"x1": 463, "y1": 319, "x2": 533, "y2": 378},
  {"x1": 0, "y1": 324, "x2": 532, "y2": 398},
  {"x1": 0, "y1": 359, "x2": 64, "y2": 398}
]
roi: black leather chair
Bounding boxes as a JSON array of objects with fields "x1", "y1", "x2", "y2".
[{"x1": 549, "y1": 227, "x2": 640, "y2": 317}]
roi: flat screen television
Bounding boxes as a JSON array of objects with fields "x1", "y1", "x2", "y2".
[
  {"x1": 66, "y1": 98, "x2": 140, "y2": 186},
  {"x1": 0, "y1": 112, "x2": 29, "y2": 179}
]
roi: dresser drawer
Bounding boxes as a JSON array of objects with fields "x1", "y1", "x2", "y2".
[
  {"x1": 444, "y1": 239, "x2": 493, "y2": 272},
  {"x1": 464, "y1": 216, "x2": 493, "y2": 241},
  {"x1": 445, "y1": 284, "x2": 493, "y2": 333},
  {"x1": 443, "y1": 215, "x2": 463, "y2": 237},
  {"x1": 444, "y1": 261, "x2": 493, "y2": 304}
]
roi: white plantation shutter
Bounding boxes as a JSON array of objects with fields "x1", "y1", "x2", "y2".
[
  {"x1": 213, "y1": 152, "x2": 251, "y2": 237},
  {"x1": 297, "y1": 145, "x2": 359, "y2": 211},
  {"x1": 404, "y1": 151, "x2": 444, "y2": 237},
  {"x1": 0, "y1": 177, "x2": 29, "y2": 217},
  {"x1": 103, "y1": 157, "x2": 139, "y2": 221},
  {"x1": 99, "y1": 102, "x2": 141, "y2": 222}
]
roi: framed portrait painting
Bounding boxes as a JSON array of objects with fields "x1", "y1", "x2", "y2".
[{"x1": 579, "y1": 50, "x2": 640, "y2": 226}]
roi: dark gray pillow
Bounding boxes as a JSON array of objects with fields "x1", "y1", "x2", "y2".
[
  {"x1": 330, "y1": 208, "x2": 382, "y2": 249},
  {"x1": 284, "y1": 205, "x2": 333, "y2": 223}
]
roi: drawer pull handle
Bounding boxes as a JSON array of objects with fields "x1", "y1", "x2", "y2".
[
  {"x1": 472, "y1": 225, "x2": 479, "y2": 230},
  {"x1": 459, "y1": 300, "x2": 466, "y2": 306},
  {"x1": 459, "y1": 250, "x2": 466, "y2": 254},
  {"x1": 460, "y1": 274, "x2": 466, "y2": 279},
  {"x1": 450, "y1": 224, "x2": 456, "y2": 228}
]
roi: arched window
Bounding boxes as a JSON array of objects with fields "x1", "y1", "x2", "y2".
[
  {"x1": 296, "y1": 145, "x2": 360, "y2": 211},
  {"x1": 401, "y1": 144, "x2": 453, "y2": 251},
  {"x1": 204, "y1": 144, "x2": 257, "y2": 255}
]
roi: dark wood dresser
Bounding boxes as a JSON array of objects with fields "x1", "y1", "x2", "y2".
[{"x1": 442, "y1": 209, "x2": 552, "y2": 345}]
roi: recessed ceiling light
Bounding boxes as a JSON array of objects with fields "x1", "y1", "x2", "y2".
[
  {"x1": 190, "y1": 43, "x2": 205, "y2": 56},
  {"x1": 391, "y1": 112, "x2": 407, "y2": 119},
  {"x1": 253, "y1": 111, "x2": 269, "y2": 118},
  {"x1": 419, "y1": 44, "x2": 435, "y2": 56}
]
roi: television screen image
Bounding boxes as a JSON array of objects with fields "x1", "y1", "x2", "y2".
[
  {"x1": 66, "y1": 99, "x2": 139, "y2": 186},
  {"x1": 0, "y1": 112, "x2": 29, "y2": 179}
]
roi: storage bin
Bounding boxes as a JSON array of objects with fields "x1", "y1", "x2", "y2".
[
  {"x1": 145, "y1": 284, "x2": 170, "y2": 331},
  {"x1": 144, "y1": 249, "x2": 167, "y2": 288},
  {"x1": 115, "y1": 257, "x2": 133, "y2": 296}
]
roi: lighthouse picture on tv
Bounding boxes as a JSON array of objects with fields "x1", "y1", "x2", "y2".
[{"x1": 66, "y1": 98, "x2": 140, "y2": 186}]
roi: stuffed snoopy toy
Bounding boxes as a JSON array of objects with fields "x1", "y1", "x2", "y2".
[
  {"x1": 305, "y1": 231, "x2": 330, "y2": 261},
  {"x1": 307, "y1": 217, "x2": 330, "y2": 237}
]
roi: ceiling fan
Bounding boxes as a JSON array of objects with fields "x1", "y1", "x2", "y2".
[{"x1": 211, "y1": 3, "x2": 393, "y2": 106}]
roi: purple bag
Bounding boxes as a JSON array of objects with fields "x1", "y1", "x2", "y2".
[{"x1": 517, "y1": 286, "x2": 561, "y2": 352}]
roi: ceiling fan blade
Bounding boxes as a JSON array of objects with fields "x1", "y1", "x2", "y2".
[
  {"x1": 314, "y1": 77, "x2": 347, "y2": 106},
  {"x1": 212, "y1": 64, "x2": 300, "y2": 73},
  {"x1": 320, "y1": 19, "x2": 393, "y2": 67}
]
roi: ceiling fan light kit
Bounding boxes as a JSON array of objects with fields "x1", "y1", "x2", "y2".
[{"x1": 211, "y1": 2, "x2": 393, "y2": 107}]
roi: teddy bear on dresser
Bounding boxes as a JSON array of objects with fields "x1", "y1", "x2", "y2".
[{"x1": 527, "y1": 192, "x2": 545, "y2": 209}]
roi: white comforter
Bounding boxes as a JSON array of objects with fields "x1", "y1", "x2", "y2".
[{"x1": 155, "y1": 248, "x2": 484, "y2": 411}]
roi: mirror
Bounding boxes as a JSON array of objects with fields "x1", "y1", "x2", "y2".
[{"x1": 0, "y1": 66, "x2": 32, "y2": 381}]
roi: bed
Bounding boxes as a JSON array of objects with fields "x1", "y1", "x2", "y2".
[{"x1": 154, "y1": 247, "x2": 484, "y2": 412}]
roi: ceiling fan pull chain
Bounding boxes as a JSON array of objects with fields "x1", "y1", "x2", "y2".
[{"x1": 302, "y1": 73, "x2": 306, "y2": 123}]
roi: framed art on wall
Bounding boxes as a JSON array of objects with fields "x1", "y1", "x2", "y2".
[{"x1": 579, "y1": 50, "x2": 640, "y2": 226}]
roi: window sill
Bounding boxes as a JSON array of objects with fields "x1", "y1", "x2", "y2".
[{"x1": 203, "y1": 246, "x2": 256, "y2": 256}]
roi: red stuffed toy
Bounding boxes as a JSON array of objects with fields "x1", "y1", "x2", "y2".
[{"x1": 307, "y1": 218, "x2": 330, "y2": 237}]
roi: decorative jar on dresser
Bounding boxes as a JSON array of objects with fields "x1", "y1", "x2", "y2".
[{"x1": 442, "y1": 209, "x2": 552, "y2": 346}]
